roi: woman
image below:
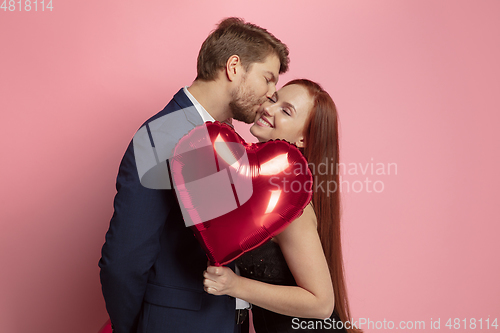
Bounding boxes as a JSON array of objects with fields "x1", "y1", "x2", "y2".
[{"x1": 203, "y1": 79, "x2": 360, "y2": 333}]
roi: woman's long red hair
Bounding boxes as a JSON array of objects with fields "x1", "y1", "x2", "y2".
[{"x1": 285, "y1": 79, "x2": 361, "y2": 333}]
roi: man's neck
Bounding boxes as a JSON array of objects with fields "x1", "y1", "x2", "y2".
[{"x1": 187, "y1": 79, "x2": 232, "y2": 122}]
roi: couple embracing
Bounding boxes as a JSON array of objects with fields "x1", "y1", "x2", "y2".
[{"x1": 99, "y1": 17, "x2": 360, "y2": 333}]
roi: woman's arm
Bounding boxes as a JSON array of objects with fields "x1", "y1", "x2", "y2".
[{"x1": 203, "y1": 204, "x2": 334, "y2": 319}]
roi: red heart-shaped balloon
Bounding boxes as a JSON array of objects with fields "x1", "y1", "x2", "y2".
[{"x1": 170, "y1": 121, "x2": 312, "y2": 266}]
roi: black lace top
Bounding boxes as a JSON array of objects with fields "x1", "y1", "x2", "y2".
[
  {"x1": 236, "y1": 240, "x2": 295, "y2": 286},
  {"x1": 235, "y1": 240, "x2": 347, "y2": 333}
]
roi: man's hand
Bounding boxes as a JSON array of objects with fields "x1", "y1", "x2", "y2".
[{"x1": 203, "y1": 265, "x2": 239, "y2": 296}]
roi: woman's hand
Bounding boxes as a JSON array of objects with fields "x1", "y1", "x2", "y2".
[{"x1": 203, "y1": 265, "x2": 239, "y2": 296}]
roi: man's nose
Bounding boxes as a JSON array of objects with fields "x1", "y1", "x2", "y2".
[{"x1": 266, "y1": 84, "x2": 277, "y2": 99}]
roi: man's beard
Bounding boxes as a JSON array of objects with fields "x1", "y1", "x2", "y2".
[{"x1": 229, "y1": 77, "x2": 265, "y2": 124}]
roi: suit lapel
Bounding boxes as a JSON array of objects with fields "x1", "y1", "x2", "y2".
[{"x1": 172, "y1": 88, "x2": 205, "y2": 127}]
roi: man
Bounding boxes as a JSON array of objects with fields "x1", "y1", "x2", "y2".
[{"x1": 99, "y1": 17, "x2": 289, "y2": 333}]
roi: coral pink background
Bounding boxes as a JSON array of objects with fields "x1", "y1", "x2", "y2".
[{"x1": 1, "y1": 1, "x2": 499, "y2": 332}]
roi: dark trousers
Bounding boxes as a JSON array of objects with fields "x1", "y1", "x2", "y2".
[{"x1": 235, "y1": 315, "x2": 249, "y2": 333}]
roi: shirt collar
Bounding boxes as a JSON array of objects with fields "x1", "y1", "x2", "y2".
[{"x1": 183, "y1": 86, "x2": 214, "y2": 123}]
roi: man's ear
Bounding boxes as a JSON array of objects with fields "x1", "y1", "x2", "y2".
[{"x1": 226, "y1": 55, "x2": 241, "y2": 82}]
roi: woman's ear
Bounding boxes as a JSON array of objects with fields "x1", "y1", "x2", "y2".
[
  {"x1": 295, "y1": 136, "x2": 305, "y2": 148},
  {"x1": 225, "y1": 55, "x2": 241, "y2": 82}
]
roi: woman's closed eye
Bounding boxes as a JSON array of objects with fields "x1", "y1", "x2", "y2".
[{"x1": 282, "y1": 108, "x2": 291, "y2": 116}]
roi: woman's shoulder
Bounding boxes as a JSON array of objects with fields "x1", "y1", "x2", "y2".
[
  {"x1": 275, "y1": 202, "x2": 317, "y2": 244},
  {"x1": 294, "y1": 202, "x2": 318, "y2": 229}
]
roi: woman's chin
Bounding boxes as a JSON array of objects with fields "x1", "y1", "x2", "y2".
[{"x1": 250, "y1": 124, "x2": 266, "y2": 142}]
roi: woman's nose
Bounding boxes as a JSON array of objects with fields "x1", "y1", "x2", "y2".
[{"x1": 262, "y1": 103, "x2": 274, "y2": 117}]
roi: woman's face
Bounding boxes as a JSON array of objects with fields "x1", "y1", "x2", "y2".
[{"x1": 250, "y1": 84, "x2": 313, "y2": 147}]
